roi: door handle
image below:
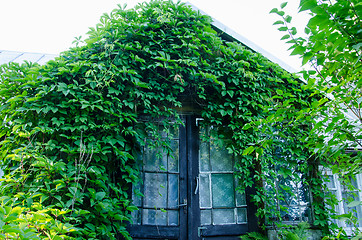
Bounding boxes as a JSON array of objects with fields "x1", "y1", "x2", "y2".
[
  {"x1": 194, "y1": 176, "x2": 199, "y2": 195},
  {"x1": 177, "y1": 199, "x2": 187, "y2": 214},
  {"x1": 177, "y1": 199, "x2": 187, "y2": 208}
]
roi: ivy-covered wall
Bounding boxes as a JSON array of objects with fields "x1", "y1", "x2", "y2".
[{"x1": 0, "y1": 1, "x2": 330, "y2": 239}]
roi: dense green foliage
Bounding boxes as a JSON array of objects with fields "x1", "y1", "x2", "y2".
[
  {"x1": 0, "y1": 196, "x2": 76, "y2": 239},
  {"x1": 0, "y1": 0, "x2": 341, "y2": 238},
  {"x1": 271, "y1": 0, "x2": 361, "y2": 174},
  {"x1": 271, "y1": 0, "x2": 362, "y2": 238}
]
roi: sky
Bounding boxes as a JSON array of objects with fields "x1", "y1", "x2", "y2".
[{"x1": 0, "y1": 0, "x2": 310, "y2": 71}]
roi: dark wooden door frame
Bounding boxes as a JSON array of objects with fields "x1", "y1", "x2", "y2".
[
  {"x1": 186, "y1": 115, "x2": 200, "y2": 240},
  {"x1": 127, "y1": 115, "x2": 259, "y2": 239},
  {"x1": 186, "y1": 115, "x2": 259, "y2": 239}
]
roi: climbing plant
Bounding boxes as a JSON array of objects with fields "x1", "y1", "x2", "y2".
[{"x1": 0, "y1": 0, "x2": 336, "y2": 239}]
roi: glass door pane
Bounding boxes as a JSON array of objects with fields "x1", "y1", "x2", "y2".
[
  {"x1": 133, "y1": 127, "x2": 180, "y2": 226},
  {"x1": 199, "y1": 126, "x2": 247, "y2": 226},
  {"x1": 130, "y1": 121, "x2": 187, "y2": 240}
]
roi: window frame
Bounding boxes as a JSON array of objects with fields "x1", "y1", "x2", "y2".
[{"x1": 323, "y1": 169, "x2": 362, "y2": 234}]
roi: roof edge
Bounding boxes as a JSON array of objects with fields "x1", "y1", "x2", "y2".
[{"x1": 185, "y1": 2, "x2": 298, "y2": 73}]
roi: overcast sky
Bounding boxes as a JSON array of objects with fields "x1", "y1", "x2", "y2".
[{"x1": 0, "y1": 0, "x2": 310, "y2": 71}]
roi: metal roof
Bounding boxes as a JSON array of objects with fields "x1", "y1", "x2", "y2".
[{"x1": 0, "y1": 50, "x2": 57, "y2": 65}]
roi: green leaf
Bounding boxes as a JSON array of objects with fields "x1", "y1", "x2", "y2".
[
  {"x1": 242, "y1": 146, "x2": 255, "y2": 155},
  {"x1": 290, "y1": 46, "x2": 306, "y2": 56},
  {"x1": 304, "y1": 27, "x2": 311, "y2": 35},
  {"x1": 278, "y1": 26, "x2": 288, "y2": 31},
  {"x1": 276, "y1": 89, "x2": 283, "y2": 95},
  {"x1": 302, "y1": 52, "x2": 314, "y2": 65},
  {"x1": 280, "y1": 2, "x2": 288, "y2": 9},
  {"x1": 299, "y1": 0, "x2": 318, "y2": 12},
  {"x1": 273, "y1": 20, "x2": 284, "y2": 25},
  {"x1": 308, "y1": 14, "x2": 329, "y2": 28},
  {"x1": 281, "y1": 34, "x2": 290, "y2": 40},
  {"x1": 290, "y1": 27, "x2": 297, "y2": 35},
  {"x1": 285, "y1": 15, "x2": 292, "y2": 23},
  {"x1": 347, "y1": 200, "x2": 361, "y2": 208},
  {"x1": 269, "y1": 8, "x2": 279, "y2": 14},
  {"x1": 277, "y1": 11, "x2": 285, "y2": 16},
  {"x1": 242, "y1": 123, "x2": 253, "y2": 130},
  {"x1": 96, "y1": 192, "x2": 106, "y2": 201}
]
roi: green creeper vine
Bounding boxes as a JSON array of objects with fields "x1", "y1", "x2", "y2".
[{"x1": 0, "y1": 0, "x2": 344, "y2": 239}]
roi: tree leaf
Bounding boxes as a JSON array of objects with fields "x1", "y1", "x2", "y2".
[
  {"x1": 280, "y1": 2, "x2": 288, "y2": 9},
  {"x1": 277, "y1": 11, "x2": 285, "y2": 16},
  {"x1": 290, "y1": 46, "x2": 306, "y2": 56},
  {"x1": 347, "y1": 200, "x2": 361, "y2": 208},
  {"x1": 273, "y1": 20, "x2": 285, "y2": 25},
  {"x1": 278, "y1": 26, "x2": 288, "y2": 31},
  {"x1": 285, "y1": 15, "x2": 292, "y2": 23},
  {"x1": 281, "y1": 34, "x2": 290, "y2": 40},
  {"x1": 270, "y1": 8, "x2": 279, "y2": 14},
  {"x1": 299, "y1": 0, "x2": 318, "y2": 12}
]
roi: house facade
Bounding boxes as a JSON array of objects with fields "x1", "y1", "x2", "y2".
[{"x1": 1, "y1": 1, "x2": 361, "y2": 240}]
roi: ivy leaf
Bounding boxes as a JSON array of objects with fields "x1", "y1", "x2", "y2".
[
  {"x1": 96, "y1": 192, "x2": 106, "y2": 201},
  {"x1": 242, "y1": 146, "x2": 255, "y2": 155}
]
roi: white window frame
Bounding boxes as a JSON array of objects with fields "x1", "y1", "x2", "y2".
[{"x1": 323, "y1": 169, "x2": 362, "y2": 235}]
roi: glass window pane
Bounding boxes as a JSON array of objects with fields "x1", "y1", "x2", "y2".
[
  {"x1": 212, "y1": 174, "x2": 235, "y2": 208},
  {"x1": 200, "y1": 174, "x2": 211, "y2": 208},
  {"x1": 288, "y1": 206, "x2": 302, "y2": 221},
  {"x1": 132, "y1": 209, "x2": 141, "y2": 225},
  {"x1": 168, "y1": 140, "x2": 179, "y2": 172},
  {"x1": 351, "y1": 177, "x2": 359, "y2": 188},
  {"x1": 132, "y1": 181, "x2": 143, "y2": 207},
  {"x1": 342, "y1": 192, "x2": 360, "y2": 220},
  {"x1": 235, "y1": 190, "x2": 246, "y2": 206},
  {"x1": 144, "y1": 173, "x2": 167, "y2": 208},
  {"x1": 210, "y1": 140, "x2": 233, "y2": 171},
  {"x1": 143, "y1": 209, "x2": 167, "y2": 226},
  {"x1": 168, "y1": 174, "x2": 179, "y2": 208},
  {"x1": 326, "y1": 175, "x2": 336, "y2": 189},
  {"x1": 201, "y1": 209, "x2": 212, "y2": 225},
  {"x1": 199, "y1": 141, "x2": 210, "y2": 172},
  {"x1": 213, "y1": 209, "x2": 235, "y2": 224},
  {"x1": 237, "y1": 208, "x2": 247, "y2": 223},
  {"x1": 169, "y1": 126, "x2": 179, "y2": 139},
  {"x1": 168, "y1": 210, "x2": 179, "y2": 226},
  {"x1": 144, "y1": 147, "x2": 167, "y2": 172}
]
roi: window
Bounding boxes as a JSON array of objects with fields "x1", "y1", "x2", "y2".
[
  {"x1": 129, "y1": 116, "x2": 257, "y2": 240},
  {"x1": 264, "y1": 145, "x2": 312, "y2": 225},
  {"x1": 324, "y1": 171, "x2": 362, "y2": 231}
]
